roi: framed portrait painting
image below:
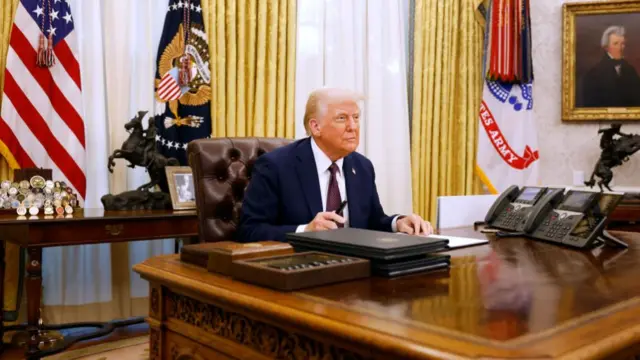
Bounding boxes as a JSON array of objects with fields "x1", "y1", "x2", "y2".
[
  {"x1": 165, "y1": 166, "x2": 196, "y2": 210},
  {"x1": 562, "y1": 0, "x2": 640, "y2": 121}
]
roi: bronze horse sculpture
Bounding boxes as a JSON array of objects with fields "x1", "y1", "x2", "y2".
[
  {"x1": 102, "y1": 111, "x2": 179, "y2": 210},
  {"x1": 585, "y1": 125, "x2": 640, "y2": 192},
  {"x1": 107, "y1": 111, "x2": 179, "y2": 192}
]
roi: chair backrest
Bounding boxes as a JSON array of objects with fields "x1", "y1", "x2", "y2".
[
  {"x1": 436, "y1": 194, "x2": 499, "y2": 229},
  {"x1": 187, "y1": 137, "x2": 293, "y2": 242}
]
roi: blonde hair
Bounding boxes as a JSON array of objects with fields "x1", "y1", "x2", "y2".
[{"x1": 303, "y1": 87, "x2": 365, "y2": 135}]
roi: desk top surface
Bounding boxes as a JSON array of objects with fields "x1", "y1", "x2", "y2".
[
  {"x1": 0, "y1": 208, "x2": 197, "y2": 224},
  {"x1": 134, "y1": 227, "x2": 640, "y2": 359}
]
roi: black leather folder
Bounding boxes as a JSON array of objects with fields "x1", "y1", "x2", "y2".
[
  {"x1": 286, "y1": 228, "x2": 450, "y2": 277},
  {"x1": 287, "y1": 228, "x2": 449, "y2": 259},
  {"x1": 372, "y1": 254, "x2": 450, "y2": 277}
]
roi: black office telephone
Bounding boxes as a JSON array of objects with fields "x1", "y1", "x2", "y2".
[
  {"x1": 524, "y1": 190, "x2": 625, "y2": 249},
  {"x1": 521, "y1": 188, "x2": 566, "y2": 233},
  {"x1": 485, "y1": 185, "x2": 557, "y2": 232}
]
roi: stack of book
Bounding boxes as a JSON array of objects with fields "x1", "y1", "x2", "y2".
[{"x1": 286, "y1": 228, "x2": 451, "y2": 277}]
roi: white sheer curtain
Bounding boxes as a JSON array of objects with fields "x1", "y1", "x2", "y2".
[
  {"x1": 42, "y1": 0, "x2": 112, "y2": 311},
  {"x1": 294, "y1": 0, "x2": 414, "y2": 216},
  {"x1": 40, "y1": 0, "x2": 174, "y2": 323},
  {"x1": 102, "y1": 0, "x2": 174, "y2": 301}
]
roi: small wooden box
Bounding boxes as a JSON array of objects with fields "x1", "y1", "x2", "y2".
[
  {"x1": 180, "y1": 243, "x2": 214, "y2": 267},
  {"x1": 230, "y1": 252, "x2": 371, "y2": 291},
  {"x1": 180, "y1": 241, "x2": 294, "y2": 275}
]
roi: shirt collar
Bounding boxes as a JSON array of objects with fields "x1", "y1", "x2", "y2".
[
  {"x1": 310, "y1": 137, "x2": 344, "y2": 175},
  {"x1": 607, "y1": 52, "x2": 624, "y2": 62}
]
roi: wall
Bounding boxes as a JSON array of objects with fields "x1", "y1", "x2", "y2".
[{"x1": 531, "y1": 0, "x2": 640, "y2": 188}]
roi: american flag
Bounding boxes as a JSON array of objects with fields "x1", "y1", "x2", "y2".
[{"x1": 0, "y1": 0, "x2": 85, "y2": 199}]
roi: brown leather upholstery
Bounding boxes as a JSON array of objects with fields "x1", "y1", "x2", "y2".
[{"x1": 187, "y1": 137, "x2": 293, "y2": 243}]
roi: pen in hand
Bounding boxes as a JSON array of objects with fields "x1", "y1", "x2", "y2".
[
  {"x1": 333, "y1": 200, "x2": 348, "y2": 227},
  {"x1": 335, "y1": 200, "x2": 348, "y2": 216}
]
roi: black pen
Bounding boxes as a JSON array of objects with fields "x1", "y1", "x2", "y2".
[{"x1": 335, "y1": 200, "x2": 348, "y2": 216}]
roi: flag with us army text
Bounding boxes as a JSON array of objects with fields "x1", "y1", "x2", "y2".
[
  {"x1": 475, "y1": 0, "x2": 540, "y2": 193},
  {"x1": 154, "y1": 0, "x2": 211, "y2": 165}
]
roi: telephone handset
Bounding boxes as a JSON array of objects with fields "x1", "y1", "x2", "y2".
[
  {"x1": 485, "y1": 185, "x2": 519, "y2": 224},
  {"x1": 485, "y1": 185, "x2": 554, "y2": 232},
  {"x1": 522, "y1": 188, "x2": 565, "y2": 233}
]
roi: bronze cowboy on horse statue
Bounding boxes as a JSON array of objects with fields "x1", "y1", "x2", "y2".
[
  {"x1": 102, "y1": 111, "x2": 179, "y2": 210},
  {"x1": 585, "y1": 124, "x2": 640, "y2": 192}
]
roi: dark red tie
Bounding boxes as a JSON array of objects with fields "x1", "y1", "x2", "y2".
[{"x1": 326, "y1": 163, "x2": 343, "y2": 227}]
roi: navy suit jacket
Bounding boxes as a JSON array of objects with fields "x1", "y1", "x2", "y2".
[{"x1": 236, "y1": 137, "x2": 396, "y2": 242}]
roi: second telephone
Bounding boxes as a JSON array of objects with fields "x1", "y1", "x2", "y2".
[{"x1": 524, "y1": 190, "x2": 623, "y2": 248}]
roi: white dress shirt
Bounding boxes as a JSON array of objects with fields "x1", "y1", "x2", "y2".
[
  {"x1": 607, "y1": 52, "x2": 622, "y2": 76},
  {"x1": 296, "y1": 138, "x2": 398, "y2": 232}
]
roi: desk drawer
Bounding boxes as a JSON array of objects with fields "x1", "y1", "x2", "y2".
[
  {"x1": 165, "y1": 330, "x2": 235, "y2": 360},
  {"x1": 13, "y1": 216, "x2": 198, "y2": 247}
]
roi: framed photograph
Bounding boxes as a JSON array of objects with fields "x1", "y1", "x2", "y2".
[
  {"x1": 165, "y1": 166, "x2": 196, "y2": 210},
  {"x1": 562, "y1": 0, "x2": 640, "y2": 121}
]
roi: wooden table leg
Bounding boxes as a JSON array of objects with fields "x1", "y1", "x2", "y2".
[
  {"x1": 174, "y1": 236, "x2": 199, "y2": 254},
  {"x1": 26, "y1": 247, "x2": 42, "y2": 356},
  {"x1": 174, "y1": 238, "x2": 181, "y2": 254}
]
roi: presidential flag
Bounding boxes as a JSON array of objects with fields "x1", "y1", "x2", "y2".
[
  {"x1": 154, "y1": 0, "x2": 211, "y2": 165},
  {"x1": 0, "y1": 0, "x2": 86, "y2": 199},
  {"x1": 475, "y1": 0, "x2": 539, "y2": 193}
]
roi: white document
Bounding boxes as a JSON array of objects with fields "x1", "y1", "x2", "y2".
[{"x1": 428, "y1": 234, "x2": 488, "y2": 249}]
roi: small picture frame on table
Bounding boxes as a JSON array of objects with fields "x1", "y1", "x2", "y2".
[{"x1": 165, "y1": 166, "x2": 196, "y2": 210}]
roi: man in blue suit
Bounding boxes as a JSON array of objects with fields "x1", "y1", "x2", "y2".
[{"x1": 237, "y1": 88, "x2": 433, "y2": 243}]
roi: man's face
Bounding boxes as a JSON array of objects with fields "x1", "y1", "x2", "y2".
[
  {"x1": 311, "y1": 100, "x2": 360, "y2": 158},
  {"x1": 607, "y1": 34, "x2": 626, "y2": 59}
]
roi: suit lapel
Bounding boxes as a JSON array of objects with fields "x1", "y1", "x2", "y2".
[
  {"x1": 343, "y1": 155, "x2": 361, "y2": 227},
  {"x1": 295, "y1": 138, "x2": 323, "y2": 217}
]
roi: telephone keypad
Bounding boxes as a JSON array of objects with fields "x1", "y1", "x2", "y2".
[
  {"x1": 493, "y1": 205, "x2": 530, "y2": 231},
  {"x1": 533, "y1": 212, "x2": 582, "y2": 243}
]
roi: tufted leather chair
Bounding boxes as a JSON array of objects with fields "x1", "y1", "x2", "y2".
[{"x1": 187, "y1": 137, "x2": 293, "y2": 243}]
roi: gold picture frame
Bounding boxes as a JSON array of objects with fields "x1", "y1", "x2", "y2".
[
  {"x1": 165, "y1": 166, "x2": 196, "y2": 210},
  {"x1": 562, "y1": 0, "x2": 640, "y2": 121}
]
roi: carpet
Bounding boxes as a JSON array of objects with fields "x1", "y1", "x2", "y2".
[{"x1": 43, "y1": 336, "x2": 149, "y2": 360}]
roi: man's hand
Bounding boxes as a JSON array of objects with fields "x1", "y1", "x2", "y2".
[
  {"x1": 396, "y1": 214, "x2": 434, "y2": 235},
  {"x1": 304, "y1": 212, "x2": 345, "y2": 232}
]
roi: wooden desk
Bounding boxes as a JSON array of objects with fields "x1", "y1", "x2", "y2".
[
  {"x1": 0, "y1": 209, "x2": 198, "y2": 358},
  {"x1": 134, "y1": 228, "x2": 640, "y2": 359},
  {"x1": 609, "y1": 202, "x2": 640, "y2": 233}
]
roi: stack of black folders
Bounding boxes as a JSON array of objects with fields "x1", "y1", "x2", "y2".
[{"x1": 286, "y1": 228, "x2": 450, "y2": 277}]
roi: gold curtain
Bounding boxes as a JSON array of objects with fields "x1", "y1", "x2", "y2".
[
  {"x1": 0, "y1": 0, "x2": 17, "y2": 99},
  {"x1": 410, "y1": 0, "x2": 484, "y2": 224},
  {"x1": 0, "y1": 0, "x2": 22, "y2": 325},
  {"x1": 0, "y1": 0, "x2": 18, "y2": 178},
  {"x1": 201, "y1": 0, "x2": 296, "y2": 138}
]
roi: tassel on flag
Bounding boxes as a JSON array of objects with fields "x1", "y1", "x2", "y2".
[{"x1": 482, "y1": 0, "x2": 533, "y2": 84}]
